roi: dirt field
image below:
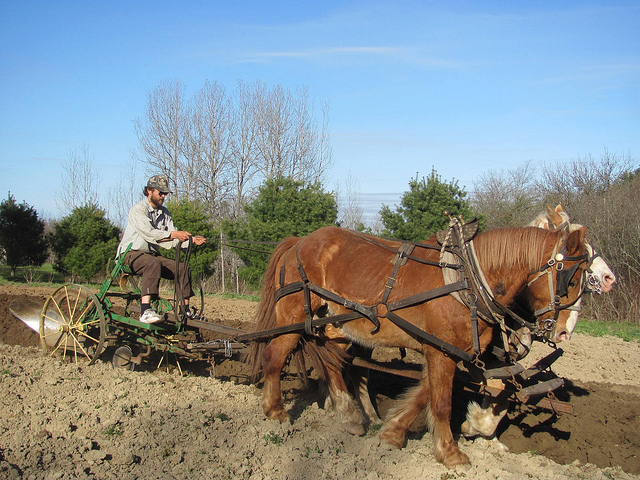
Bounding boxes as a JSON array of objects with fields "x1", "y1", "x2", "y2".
[{"x1": 1, "y1": 284, "x2": 639, "y2": 479}]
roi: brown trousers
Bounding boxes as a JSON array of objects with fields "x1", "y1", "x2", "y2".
[{"x1": 123, "y1": 251, "x2": 194, "y2": 300}]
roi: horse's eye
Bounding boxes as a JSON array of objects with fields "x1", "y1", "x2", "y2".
[{"x1": 569, "y1": 281, "x2": 576, "y2": 287}]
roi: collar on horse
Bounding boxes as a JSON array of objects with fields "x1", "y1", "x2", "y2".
[{"x1": 439, "y1": 215, "x2": 590, "y2": 360}]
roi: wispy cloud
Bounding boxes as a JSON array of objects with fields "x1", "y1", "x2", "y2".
[
  {"x1": 242, "y1": 46, "x2": 400, "y2": 63},
  {"x1": 241, "y1": 45, "x2": 467, "y2": 69},
  {"x1": 540, "y1": 61, "x2": 640, "y2": 86}
]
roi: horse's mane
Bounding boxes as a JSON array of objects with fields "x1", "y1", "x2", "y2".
[
  {"x1": 473, "y1": 227, "x2": 559, "y2": 273},
  {"x1": 529, "y1": 207, "x2": 585, "y2": 233},
  {"x1": 528, "y1": 210, "x2": 568, "y2": 228}
]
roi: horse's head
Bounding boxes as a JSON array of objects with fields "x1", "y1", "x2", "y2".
[
  {"x1": 529, "y1": 204, "x2": 616, "y2": 294},
  {"x1": 524, "y1": 227, "x2": 592, "y2": 343}
]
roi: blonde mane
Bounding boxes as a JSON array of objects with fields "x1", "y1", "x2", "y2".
[{"x1": 473, "y1": 227, "x2": 559, "y2": 273}]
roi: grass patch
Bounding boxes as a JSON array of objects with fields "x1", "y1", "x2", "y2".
[
  {"x1": 0, "y1": 264, "x2": 66, "y2": 284},
  {"x1": 104, "y1": 423, "x2": 124, "y2": 436},
  {"x1": 263, "y1": 433, "x2": 283, "y2": 446},
  {"x1": 211, "y1": 292, "x2": 260, "y2": 302},
  {"x1": 575, "y1": 320, "x2": 640, "y2": 342}
]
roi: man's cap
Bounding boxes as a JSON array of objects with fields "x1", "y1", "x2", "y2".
[{"x1": 147, "y1": 175, "x2": 172, "y2": 194}]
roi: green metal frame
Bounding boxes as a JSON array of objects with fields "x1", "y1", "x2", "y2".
[{"x1": 91, "y1": 244, "x2": 200, "y2": 358}]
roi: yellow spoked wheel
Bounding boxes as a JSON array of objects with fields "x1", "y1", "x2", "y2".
[{"x1": 39, "y1": 284, "x2": 106, "y2": 365}]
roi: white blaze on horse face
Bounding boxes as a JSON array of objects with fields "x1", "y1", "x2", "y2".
[
  {"x1": 553, "y1": 302, "x2": 580, "y2": 342},
  {"x1": 564, "y1": 308, "x2": 580, "y2": 341},
  {"x1": 589, "y1": 254, "x2": 616, "y2": 294}
]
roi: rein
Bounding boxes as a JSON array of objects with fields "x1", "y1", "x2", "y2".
[{"x1": 173, "y1": 237, "x2": 205, "y2": 322}]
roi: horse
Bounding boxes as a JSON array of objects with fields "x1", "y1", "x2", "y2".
[
  {"x1": 246, "y1": 224, "x2": 590, "y2": 467},
  {"x1": 461, "y1": 204, "x2": 616, "y2": 442}
]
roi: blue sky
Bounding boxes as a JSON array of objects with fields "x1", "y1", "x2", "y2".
[{"x1": 1, "y1": 0, "x2": 638, "y2": 222}]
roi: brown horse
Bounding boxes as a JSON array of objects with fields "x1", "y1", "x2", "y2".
[{"x1": 246, "y1": 225, "x2": 589, "y2": 467}]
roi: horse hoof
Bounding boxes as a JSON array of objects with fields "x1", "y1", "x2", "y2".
[
  {"x1": 474, "y1": 437, "x2": 510, "y2": 453},
  {"x1": 379, "y1": 439, "x2": 401, "y2": 450},
  {"x1": 461, "y1": 420, "x2": 472, "y2": 436},
  {"x1": 267, "y1": 410, "x2": 291, "y2": 424},
  {"x1": 344, "y1": 422, "x2": 365, "y2": 436},
  {"x1": 378, "y1": 431, "x2": 405, "y2": 450},
  {"x1": 442, "y1": 450, "x2": 470, "y2": 468}
]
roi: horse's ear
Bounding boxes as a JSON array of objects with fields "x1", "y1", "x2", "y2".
[
  {"x1": 546, "y1": 204, "x2": 563, "y2": 229},
  {"x1": 566, "y1": 226, "x2": 587, "y2": 255}
]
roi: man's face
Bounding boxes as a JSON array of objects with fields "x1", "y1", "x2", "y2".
[{"x1": 148, "y1": 188, "x2": 168, "y2": 209}]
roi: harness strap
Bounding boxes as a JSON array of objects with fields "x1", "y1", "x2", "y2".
[
  {"x1": 385, "y1": 311, "x2": 474, "y2": 363},
  {"x1": 469, "y1": 295, "x2": 481, "y2": 354},
  {"x1": 295, "y1": 246, "x2": 315, "y2": 335},
  {"x1": 381, "y1": 242, "x2": 415, "y2": 305},
  {"x1": 387, "y1": 280, "x2": 468, "y2": 311},
  {"x1": 236, "y1": 311, "x2": 364, "y2": 342},
  {"x1": 348, "y1": 230, "x2": 462, "y2": 269}
]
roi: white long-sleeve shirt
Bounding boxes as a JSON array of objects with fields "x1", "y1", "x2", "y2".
[{"x1": 116, "y1": 198, "x2": 179, "y2": 257}]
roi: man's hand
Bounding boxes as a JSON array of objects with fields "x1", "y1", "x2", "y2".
[
  {"x1": 169, "y1": 231, "x2": 207, "y2": 245},
  {"x1": 169, "y1": 230, "x2": 192, "y2": 243},
  {"x1": 192, "y1": 236, "x2": 207, "y2": 246}
]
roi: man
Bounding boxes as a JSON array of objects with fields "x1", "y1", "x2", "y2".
[{"x1": 116, "y1": 175, "x2": 206, "y2": 323}]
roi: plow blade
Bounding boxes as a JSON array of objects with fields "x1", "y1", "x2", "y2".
[
  {"x1": 9, "y1": 298, "x2": 62, "y2": 347},
  {"x1": 517, "y1": 377, "x2": 565, "y2": 401}
]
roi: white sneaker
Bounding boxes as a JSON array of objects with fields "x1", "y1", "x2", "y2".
[{"x1": 139, "y1": 309, "x2": 162, "y2": 324}]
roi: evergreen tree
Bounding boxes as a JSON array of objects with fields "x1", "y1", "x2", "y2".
[
  {"x1": 224, "y1": 176, "x2": 337, "y2": 287},
  {"x1": 162, "y1": 199, "x2": 218, "y2": 277},
  {"x1": 0, "y1": 194, "x2": 48, "y2": 277},
  {"x1": 50, "y1": 204, "x2": 121, "y2": 281},
  {"x1": 380, "y1": 169, "x2": 475, "y2": 242}
]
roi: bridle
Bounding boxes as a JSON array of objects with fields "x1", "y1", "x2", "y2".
[
  {"x1": 583, "y1": 247, "x2": 604, "y2": 295},
  {"x1": 526, "y1": 235, "x2": 591, "y2": 336},
  {"x1": 548, "y1": 219, "x2": 604, "y2": 295}
]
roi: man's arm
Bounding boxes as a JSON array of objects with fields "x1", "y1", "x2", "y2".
[{"x1": 127, "y1": 203, "x2": 172, "y2": 244}]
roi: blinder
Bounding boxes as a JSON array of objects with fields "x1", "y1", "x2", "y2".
[{"x1": 555, "y1": 260, "x2": 585, "y2": 298}]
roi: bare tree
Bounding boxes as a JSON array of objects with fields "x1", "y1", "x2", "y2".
[
  {"x1": 134, "y1": 79, "x2": 188, "y2": 199},
  {"x1": 58, "y1": 143, "x2": 100, "y2": 212},
  {"x1": 338, "y1": 172, "x2": 365, "y2": 230},
  {"x1": 107, "y1": 157, "x2": 143, "y2": 229},
  {"x1": 134, "y1": 79, "x2": 333, "y2": 219},
  {"x1": 537, "y1": 150, "x2": 633, "y2": 212},
  {"x1": 316, "y1": 100, "x2": 334, "y2": 184},
  {"x1": 471, "y1": 160, "x2": 540, "y2": 229},
  {"x1": 253, "y1": 84, "x2": 332, "y2": 184},
  {"x1": 228, "y1": 80, "x2": 261, "y2": 219},
  {"x1": 187, "y1": 80, "x2": 234, "y2": 218}
]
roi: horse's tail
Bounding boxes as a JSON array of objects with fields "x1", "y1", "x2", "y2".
[{"x1": 244, "y1": 236, "x2": 301, "y2": 383}]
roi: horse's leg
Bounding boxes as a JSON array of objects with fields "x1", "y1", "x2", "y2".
[
  {"x1": 324, "y1": 362, "x2": 366, "y2": 435},
  {"x1": 378, "y1": 373, "x2": 430, "y2": 449},
  {"x1": 261, "y1": 332, "x2": 301, "y2": 423},
  {"x1": 427, "y1": 351, "x2": 470, "y2": 467},
  {"x1": 345, "y1": 345, "x2": 381, "y2": 424},
  {"x1": 322, "y1": 325, "x2": 367, "y2": 434},
  {"x1": 461, "y1": 378, "x2": 510, "y2": 441}
]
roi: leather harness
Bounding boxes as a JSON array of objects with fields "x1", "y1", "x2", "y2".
[{"x1": 269, "y1": 219, "x2": 589, "y2": 367}]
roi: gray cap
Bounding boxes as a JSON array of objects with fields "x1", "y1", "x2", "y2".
[{"x1": 147, "y1": 175, "x2": 172, "y2": 194}]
